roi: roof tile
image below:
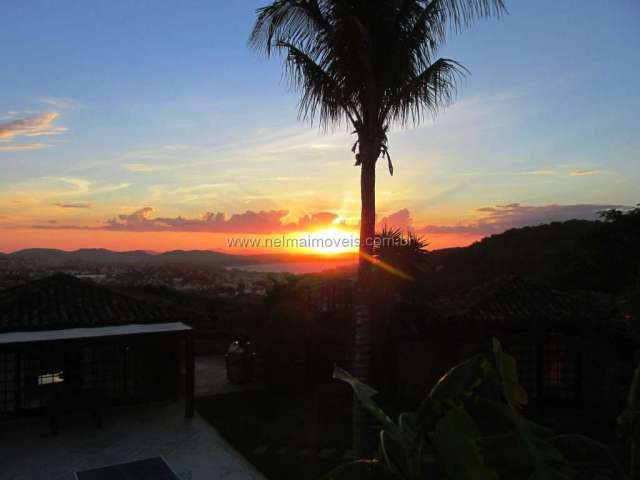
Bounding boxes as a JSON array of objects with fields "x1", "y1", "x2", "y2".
[{"x1": 0, "y1": 274, "x2": 177, "y2": 333}]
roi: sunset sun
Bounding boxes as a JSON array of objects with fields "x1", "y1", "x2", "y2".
[{"x1": 303, "y1": 227, "x2": 359, "y2": 255}]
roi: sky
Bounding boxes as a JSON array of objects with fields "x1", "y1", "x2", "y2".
[{"x1": 1, "y1": 0, "x2": 639, "y2": 253}]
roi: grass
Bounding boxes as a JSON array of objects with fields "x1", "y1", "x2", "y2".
[{"x1": 196, "y1": 383, "x2": 353, "y2": 480}]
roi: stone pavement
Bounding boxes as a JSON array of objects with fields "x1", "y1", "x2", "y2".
[{"x1": 0, "y1": 400, "x2": 266, "y2": 480}]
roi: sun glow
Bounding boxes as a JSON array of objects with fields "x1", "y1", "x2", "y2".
[{"x1": 299, "y1": 227, "x2": 359, "y2": 255}]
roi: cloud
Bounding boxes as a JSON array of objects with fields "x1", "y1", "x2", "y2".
[
  {"x1": 570, "y1": 170, "x2": 600, "y2": 177},
  {"x1": 295, "y1": 212, "x2": 341, "y2": 230},
  {"x1": 50, "y1": 177, "x2": 130, "y2": 195},
  {"x1": 418, "y1": 203, "x2": 622, "y2": 236},
  {"x1": 53, "y1": 202, "x2": 92, "y2": 209},
  {"x1": 100, "y1": 208, "x2": 341, "y2": 233},
  {"x1": 527, "y1": 170, "x2": 555, "y2": 176},
  {"x1": 22, "y1": 203, "x2": 626, "y2": 238},
  {"x1": 38, "y1": 97, "x2": 82, "y2": 109},
  {"x1": 0, "y1": 112, "x2": 66, "y2": 140},
  {"x1": 53, "y1": 177, "x2": 92, "y2": 190},
  {"x1": 378, "y1": 209, "x2": 413, "y2": 231},
  {"x1": 0, "y1": 143, "x2": 49, "y2": 152},
  {"x1": 125, "y1": 163, "x2": 157, "y2": 172},
  {"x1": 33, "y1": 208, "x2": 337, "y2": 234},
  {"x1": 106, "y1": 207, "x2": 156, "y2": 230}
]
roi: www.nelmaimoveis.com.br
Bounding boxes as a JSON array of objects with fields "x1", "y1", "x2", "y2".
[{"x1": 225, "y1": 235, "x2": 411, "y2": 250}]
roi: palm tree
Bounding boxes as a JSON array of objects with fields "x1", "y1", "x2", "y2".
[
  {"x1": 250, "y1": 0, "x2": 506, "y2": 454},
  {"x1": 373, "y1": 226, "x2": 431, "y2": 282}
]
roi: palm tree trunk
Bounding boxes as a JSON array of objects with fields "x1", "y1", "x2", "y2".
[
  {"x1": 359, "y1": 152, "x2": 376, "y2": 275},
  {"x1": 353, "y1": 149, "x2": 377, "y2": 457}
]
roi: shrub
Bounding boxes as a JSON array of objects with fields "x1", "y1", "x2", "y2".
[{"x1": 327, "y1": 339, "x2": 624, "y2": 480}]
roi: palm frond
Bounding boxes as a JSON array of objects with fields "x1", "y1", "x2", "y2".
[
  {"x1": 385, "y1": 57, "x2": 468, "y2": 126},
  {"x1": 249, "y1": 0, "x2": 331, "y2": 55},
  {"x1": 279, "y1": 41, "x2": 359, "y2": 128},
  {"x1": 396, "y1": 0, "x2": 445, "y2": 69},
  {"x1": 394, "y1": 0, "x2": 506, "y2": 70},
  {"x1": 435, "y1": 0, "x2": 507, "y2": 31},
  {"x1": 250, "y1": 0, "x2": 505, "y2": 140},
  {"x1": 374, "y1": 226, "x2": 432, "y2": 280}
]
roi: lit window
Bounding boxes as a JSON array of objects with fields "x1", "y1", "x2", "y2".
[
  {"x1": 542, "y1": 336, "x2": 578, "y2": 400},
  {"x1": 38, "y1": 371, "x2": 64, "y2": 386}
]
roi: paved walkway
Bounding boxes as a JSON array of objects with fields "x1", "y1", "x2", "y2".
[
  {"x1": 0, "y1": 401, "x2": 266, "y2": 480},
  {"x1": 195, "y1": 355, "x2": 261, "y2": 397}
]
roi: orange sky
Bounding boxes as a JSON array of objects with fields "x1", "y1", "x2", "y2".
[
  {"x1": 1, "y1": 1, "x2": 638, "y2": 257},
  {"x1": 0, "y1": 228, "x2": 483, "y2": 254}
]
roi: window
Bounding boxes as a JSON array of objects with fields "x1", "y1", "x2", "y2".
[
  {"x1": 37, "y1": 371, "x2": 64, "y2": 386},
  {"x1": 510, "y1": 337, "x2": 580, "y2": 403},
  {"x1": 20, "y1": 346, "x2": 64, "y2": 409},
  {"x1": 542, "y1": 336, "x2": 579, "y2": 401}
]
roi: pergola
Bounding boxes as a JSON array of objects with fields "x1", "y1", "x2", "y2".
[{"x1": 0, "y1": 275, "x2": 195, "y2": 425}]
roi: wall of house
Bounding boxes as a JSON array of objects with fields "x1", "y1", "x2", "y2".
[
  {"x1": 0, "y1": 333, "x2": 185, "y2": 419},
  {"x1": 390, "y1": 322, "x2": 634, "y2": 419},
  {"x1": 0, "y1": 352, "x2": 16, "y2": 415}
]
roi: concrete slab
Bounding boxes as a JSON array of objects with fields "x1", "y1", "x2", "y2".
[{"x1": 0, "y1": 401, "x2": 265, "y2": 480}]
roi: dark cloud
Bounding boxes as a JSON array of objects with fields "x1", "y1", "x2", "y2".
[
  {"x1": 0, "y1": 142, "x2": 49, "y2": 152},
  {"x1": 101, "y1": 207, "x2": 339, "y2": 233},
  {"x1": 31, "y1": 224, "x2": 91, "y2": 230},
  {"x1": 53, "y1": 202, "x2": 92, "y2": 209},
  {"x1": 418, "y1": 203, "x2": 623, "y2": 235},
  {"x1": 0, "y1": 112, "x2": 65, "y2": 140},
  {"x1": 26, "y1": 203, "x2": 627, "y2": 237}
]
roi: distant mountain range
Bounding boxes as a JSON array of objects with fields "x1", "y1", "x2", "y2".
[
  {"x1": 0, "y1": 221, "x2": 601, "y2": 274},
  {"x1": 2, "y1": 247, "x2": 357, "y2": 267},
  {"x1": 4, "y1": 215, "x2": 637, "y2": 295}
]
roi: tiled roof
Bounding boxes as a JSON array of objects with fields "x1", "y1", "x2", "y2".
[
  {"x1": 441, "y1": 276, "x2": 627, "y2": 333},
  {"x1": 0, "y1": 274, "x2": 178, "y2": 333}
]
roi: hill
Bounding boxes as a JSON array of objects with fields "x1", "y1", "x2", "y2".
[
  {"x1": 6, "y1": 248, "x2": 356, "y2": 268},
  {"x1": 7, "y1": 248, "x2": 252, "y2": 266},
  {"x1": 5, "y1": 209, "x2": 637, "y2": 295},
  {"x1": 429, "y1": 216, "x2": 638, "y2": 294}
]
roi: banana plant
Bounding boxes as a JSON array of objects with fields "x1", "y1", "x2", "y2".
[{"x1": 327, "y1": 339, "x2": 624, "y2": 480}]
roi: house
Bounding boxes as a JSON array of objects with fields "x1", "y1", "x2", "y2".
[
  {"x1": 390, "y1": 277, "x2": 635, "y2": 422},
  {"x1": 0, "y1": 274, "x2": 195, "y2": 425}
]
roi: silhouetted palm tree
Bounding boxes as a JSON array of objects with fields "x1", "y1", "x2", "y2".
[
  {"x1": 370, "y1": 227, "x2": 433, "y2": 359},
  {"x1": 250, "y1": 0, "x2": 505, "y2": 454},
  {"x1": 374, "y1": 226, "x2": 431, "y2": 282}
]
